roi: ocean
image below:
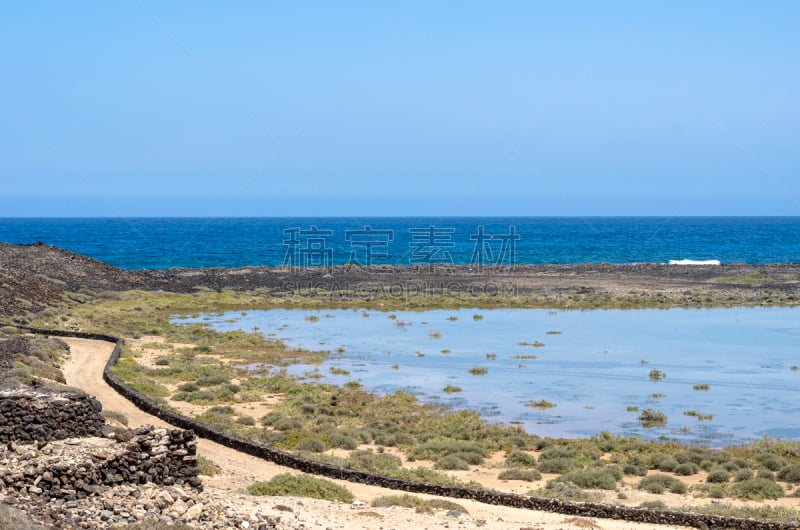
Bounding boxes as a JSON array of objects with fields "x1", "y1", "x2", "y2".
[{"x1": 0, "y1": 217, "x2": 798, "y2": 269}]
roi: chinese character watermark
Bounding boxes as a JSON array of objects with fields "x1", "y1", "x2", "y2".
[
  {"x1": 282, "y1": 225, "x2": 334, "y2": 268},
  {"x1": 408, "y1": 225, "x2": 456, "y2": 266},
  {"x1": 469, "y1": 225, "x2": 519, "y2": 270},
  {"x1": 345, "y1": 226, "x2": 394, "y2": 266}
]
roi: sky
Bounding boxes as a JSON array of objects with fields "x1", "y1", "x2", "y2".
[{"x1": 1, "y1": 1, "x2": 798, "y2": 216}]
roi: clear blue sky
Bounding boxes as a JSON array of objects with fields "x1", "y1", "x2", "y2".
[{"x1": 1, "y1": 1, "x2": 798, "y2": 216}]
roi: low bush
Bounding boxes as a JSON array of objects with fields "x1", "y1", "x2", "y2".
[
  {"x1": 247, "y1": 474, "x2": 354, "y2": 502},
  {"x1": 657, "y1": 457, "x2": 679, "y2": 472},
  {"x1": 638, "y1": 409, "x2": 667, "y2": 428},
  {"x1": 778, "y1": 464, "x2": 800, "y2": 484},
  {"x1": 505, "y1": 450, "x2": 538, "y2": 468},
  {"x1": 553, "y1": 468, "x2": 619, "y2": 490},
  {"x1": 296, "y1": 438, "x2": 327, "y2": 453},
  {"x1": 639, "y1": 500, "x2": 667, "y2": 510},
  {"x1": 674, "y1": 462, "x2": 700, "y2": 476},
  {"x1": 530, "y1": 482, "x2": 602, "y2": 502},
  {"x1": 639, "y1": 474, "x2": 688, "y2": 494},
  {"x1": 707, "y1": 468, "x2": 731, "y2": 483},
  {"x1": 623, "y1": 463, "x2": 648, "y2": 476},
  {"x1": 755, "y1": 453, "x2": 787, "y2": 472},
  {"x1": 434, "y1": 454, "x2": 470, "y2": 470},
  {"x1": 497, "y1": 468, "x2": 542, "y2": 482},
  {"x1": 731, "y1": 478, "x2": 784, "y2": 500},
  {"x1": 236, "y1": 415, "x2": 256, "y2": 426},
  {"x1": 370, "y1": 495, "x2": 468, "y2": 514},
  {"x1": 344, "y1": 451, "x2": 402, "y2": 474},
  {"x1": 197, "y1": 456, "x2": 221, "y2": 477},
  {"x1": 538, "y1": 457, "x2": 582, "y2": 474}
]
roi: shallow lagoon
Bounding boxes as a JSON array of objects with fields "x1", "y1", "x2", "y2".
[{"x1": 174, "y1": 307, "x2": 800, "y2": 445}]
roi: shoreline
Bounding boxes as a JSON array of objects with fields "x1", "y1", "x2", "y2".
[{"x1": 2, "y1": 242, "x2": 800, "y2": 321}]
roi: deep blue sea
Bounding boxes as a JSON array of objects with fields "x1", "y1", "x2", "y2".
[{"x1": 1, "y1": 217, "x2": 798, "y2": 269}]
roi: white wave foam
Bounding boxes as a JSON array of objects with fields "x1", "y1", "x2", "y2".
[{"x1": 668, "y1": 259, "x2": 721, "y2": 265}]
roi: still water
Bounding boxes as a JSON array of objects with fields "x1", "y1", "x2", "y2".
[{"x1": 174, "y1": 307, "x2": 800, "y2": 445}]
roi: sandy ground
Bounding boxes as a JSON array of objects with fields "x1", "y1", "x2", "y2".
[{"x1": 60, "y1": 336, "x2": 694, "y2": 530}]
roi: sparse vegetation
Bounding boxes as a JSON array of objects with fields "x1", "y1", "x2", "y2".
[
  {"x1": 639, "y1": 474, "x2": 687, "y2": 494},
  {"x1": 638, "y1": 409, "x2": 667, "y2": 428},
  {"x1": 371, "y1": 494, "x2": 467, "y2": 514},
  {"x1": 525, "y1": 399, "x2": 556, "y2": 409},
  {"x1": 498, "y1": 468, "x2": 542, "y2": 482},
  {"x1": 468, "y1": 367, "x2": 488, "y2": 375},
  {"x1": 247, "y1": 474, "x2": 354, "y2": 502}
]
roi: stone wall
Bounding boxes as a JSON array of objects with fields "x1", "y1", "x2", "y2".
[
  {"x1": 19, "y1": 325, "x2": 800, "y2": 530},
  {"x1": 0, "y1": 424, "x2": 200, "y2": 501},
  {"x1": 0, "y1": 390, "x2": 104, "y2": 443}
]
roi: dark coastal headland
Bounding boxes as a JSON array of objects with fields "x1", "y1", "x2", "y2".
[{"x1": 2, "y1": 241, "x2": 799, "y2": 321}]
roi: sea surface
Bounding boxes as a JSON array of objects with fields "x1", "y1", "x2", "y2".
[
  {"x1": 175, "y1": 307, "x2": 800, "y2": 445},
  {"x1": 1, "y1": 217, "x2": 799, "y2": 269}
]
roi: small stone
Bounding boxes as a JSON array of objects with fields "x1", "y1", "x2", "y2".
[
  {"x1": 184, "y1": 502, "x2": 204, "y2": 520},
  {"x1": 169, "y1": 499, "x2": 188, "y2": 516},
  {"x1": 446, "y1": 510, "x2": 461, "y2": 518}
]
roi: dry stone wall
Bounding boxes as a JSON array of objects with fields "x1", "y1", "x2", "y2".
[{"x1": 0, "y1": 390, "x2": 104, "y2": 443}]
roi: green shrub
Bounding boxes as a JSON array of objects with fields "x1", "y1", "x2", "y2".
[
  {"x1": 497, "y1": 468, "x2": 542, "y2": 482},
  {"x1": 658, "y1": 457, "x2": 679, "y2": 472},
  {"x1": 197, "y1": 456, "x2": 221, "y2": 477},
  {"x1": 101, "y1": 410, "x2": 129, "y2": 426},
  {"x1": 707, "y1": 468, "x2": 731, "y2": 483},
  {"x1": 538, "y1": 457, "x2": 582, "y2": 474},
  {"x1": 639, "y1": 474, "x2": 688, "y2": 494},
  {"x1": 412, "y1": 440, "x2": 487, "y2": 462},
  {"x1": 236, "y1": 415, "x2": 256, "y2": 426},
  {"x1": 196, "y1": 374, "x2": 230, "y2": 387},
  {"x1": 530, "y1": 482, "x2": 602, "y2": 502},
  {"x1": 706, "y1": 485, "x2": 726, "y2": 499},
  {"x1": 778, "y1": 464, "x2": 800, "y2": 484},
  {"x1": 758, "y1": 468, "x2": 776, "y2": 480},
  {"x1": 344, "y1": 451, "x2": 402, "y2": 474},
  {"x1": 734, "y1": 468, "x2": 754, "y2": 482},
  {"x1": 731, "y1": 478, "x2": 784, "y2": 500},
  {"x1": 554, "y1": 469, "x2": 619, "y2": 490},
  {"x1": 370, "y1": 495, "x2": 468, "y2": 514},
  {"x1": 442, "y1": 385, "x2": 462, "y2": 394},
  {"x1": 623, "y1": 463, "x2": 648, "y2": 476},
  {"x1": 638, "y1": 409, "x2": 667, "y2": 428},
  {"x1": 756, "y1": 453, "x2": 787, "y2": 472},
  {"x1": 434, "y1": 454, "x2": 470, "y2": 470},
  {"x1": 247, "y1": 474, "x2": 354, "y2": 502},
  {"x1": 505, "y1": 450, "x2": 538, "y2": 468},
  {"x1": 674, "y1": 462, "x2": 700, "y2": 476},
  {"x1": 177, "y1": 382, "x2": 198, "y2": 392},
  {"x1": 329, "y1": 433, "x2": 358, "y2": 450},
  {"x1": 273, "y1": 417, "x2": 303, "y2": 431},
  {"x1": 639, "y1": 500, "x2": 667, "y2": 510},
  {"x1": 296, "y1": 438, "x2": 327, "y2": 453}
]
